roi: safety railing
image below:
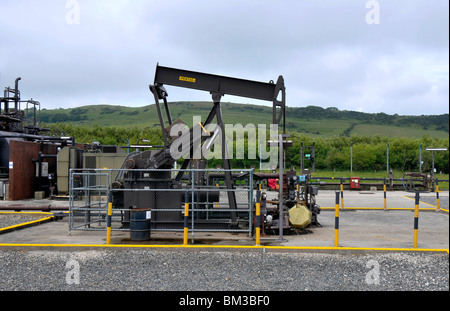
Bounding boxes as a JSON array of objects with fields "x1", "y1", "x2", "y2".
[
  {"x1": 67, "y1": 168, "x2": 447, "y2": 250},
  {"x1": 309, "y1": 176, "x2": 449, "y2": 193},
  {"x1": 330, "y1": 189, "x2": 447, "y2": 249},
  {"x1": 319, "y1": 182, "x2": 448, "y2": 212}
]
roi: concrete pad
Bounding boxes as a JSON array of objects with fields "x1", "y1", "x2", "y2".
[
  {"x1": 0, "y1": 190, "x2": 448, "y2": 251},
  {"x1": 313, "y1": 189, "x2": 446, "y2": 210},
  {"x1": 281, "y1": 209, "x2": 448, "y2": 249}
]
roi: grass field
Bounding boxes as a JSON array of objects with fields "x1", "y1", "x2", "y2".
[
  {"x1": 38, "y1": 102, "x2": 449, "y2": 139},
  {"x1": 353, "y1": 124, "x2": 449, "y2": 139}
]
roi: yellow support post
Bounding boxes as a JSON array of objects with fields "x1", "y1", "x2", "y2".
[
  {"x1": 182, "y1": 191, "x2": 190, "y2": 245},
  {"x1": 436, "y1": 179, "x2": 440, "y2": 210},
  {"x1": 340, "y1": 181, "x2": 344, "y2": 210},
  {"x1": 334, "y1": 191, "x2": 340, "y2": 247},
  {"x1": 383, "y1": 183, "x2": 387, "y2": 210},
  {"x1": 216, "y1": 183, "x2": 220, "y2": 207},
  {"x1": 413, "y1": 192, "x2": 419, "y2": 248},
  {"x1": 106, "y1": 201, "x2": 113, "y2": 245},
  {"x1": 255, "y1": 190, "x2": 261, "y2": 246},
  {"x1": 183, "y1": 202, "x2": 189, "y2": 245}
]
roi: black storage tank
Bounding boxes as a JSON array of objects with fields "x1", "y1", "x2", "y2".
[{"x1": 130, "y1": 208, "x2": 151, "y2": 241}]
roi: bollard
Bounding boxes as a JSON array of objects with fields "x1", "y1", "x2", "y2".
[
  {"x1": 335, "y1": 191, "x2": 340, "y2": 247},
  {"x1": 436, "y1": 179, "x2": 440, "y2": 210},
  {"x1": 216, "y1": 183, "x2": 219, "y2": 207},
  {"x1": 255, "y1": 190, "x2": 261, "y2": 246},
  {"x1": 340, "y1": 179, "x2": 344, "y2": 210},
  {"x1": 183, "y1": 191, "x2": 189, "y2": 245},
  {"x1": 383, "y1": 178, "x2": 387, "y2": 210},
  {"x1": 413, "y1": 191, "x2": 419, "y2": 248},
  {"x1": 106, "y1": 192, "x2": 113, "y2": 245}
]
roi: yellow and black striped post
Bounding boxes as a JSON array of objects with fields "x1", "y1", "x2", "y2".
[
  {"x1": 183, "y1": 191, "x2": 189, "y2": 245},
  {"x1": 255, "y1": 190, "x2": 261, "y2": 246},
  {"x1": 383, "y1": 178, "x2": 387, "y2": 210},
  {"x1": 334, "y1": 191, "x2": 340, "y2": 247},
  {"x1": 340, "y1": 179, "x2": 344, "y2": 210},
  {"x1": 216, "y1": 183, "x2": 219, "y2": 207},
  {"x1": 436, "y1": 179, "x2": 440, "y2": 210},
  {"x1": 106, "y1": 192, "x2": 113, "y2": 245},
  {"x1": 413, "y1": 191, "x2": 420, "y2": 248}
]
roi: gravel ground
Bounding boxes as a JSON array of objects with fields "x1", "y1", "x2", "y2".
[
  {"x1": 0, "y1": 248, "x2": 447, "y2": 292},
  {"x1": 0, "y1": 214, "x2": 51, "y2": 229},
  {"x1": 419, "y1": 196, "x2": 449, "y2": 209},
  {"x1": 0, "y1": 198, "x2": 448, "y2": 296}
]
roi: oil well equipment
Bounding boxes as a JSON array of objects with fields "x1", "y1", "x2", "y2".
[
  {"x1": 0, "y1": 77, "x2": 76, "y2": 200},
  {"x1": 111, "y1": 64, "x2": 321, "y2": 234}
]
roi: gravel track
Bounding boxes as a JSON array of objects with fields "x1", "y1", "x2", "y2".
[{"x1": 0, "y1": 248, "x2": 447, "y2": 291}]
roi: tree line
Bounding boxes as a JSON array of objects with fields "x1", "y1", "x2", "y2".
[
  {"x1": 284, "y1": 133, "x2": 449, "y2": 174},
  {"x1": 48, "y1": 123, "x2": 449, "y2": 174},
  {"x1": 33, "y1": 105, "x2": 449, "y2": 133}
]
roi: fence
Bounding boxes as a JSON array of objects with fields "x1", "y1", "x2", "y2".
[
  {"x1": 68, "y1": 168, "x2": 254, "y2": 239},
  {"x1": 308, "y1": 176, "x2": 449, "y2": 192},
  {"x1": 330, "y1": 189, "x2": 448, "y2": 249},
  {"x1": 67, "y1": 168, "x2": 448, "y2": 249}
]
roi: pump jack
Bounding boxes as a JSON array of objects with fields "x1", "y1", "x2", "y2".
[{"x1": 114, "y1": 64, "x2": 286, "y2": 230}]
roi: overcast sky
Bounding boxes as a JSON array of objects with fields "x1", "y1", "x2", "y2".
[{"x1": 0, "y1": 0, "x2": 448, "y2": 116}]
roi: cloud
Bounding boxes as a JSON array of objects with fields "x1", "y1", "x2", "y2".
[
  {"x1": 344, "y1": 47, "x2": 449, "y2": 114},
  {"x1": 0, "y1": 0, "x2": 448, "y2": 116}
]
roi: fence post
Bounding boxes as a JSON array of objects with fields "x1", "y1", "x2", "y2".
[
  {"x1": 106, "y1": 191, "x2": 113, "y2": 245},
  {"x1": 335, "y1": 191, "x2": 340, "y2": 247},
  {"x1": 278, "y1": 133, "x2": 284, "y2": 242},
  {"x1": 413, "y1": 191, "x2": 420, "y2": 248},
  {"x1": 216, "y1": 183, "x2": 219, "y2": 207},
  {"x1": 436, "y1": 178, "x2": 440, "y2": 210},
  {"x1": 255, "y1": 190, "x2": 261, "y2": 246},
  {"x1": 183, "y1": 190, "x2": 189, "y2": 245},
  {"x1": 383, "y1": 178, "x2": 387, "y2": 210}
]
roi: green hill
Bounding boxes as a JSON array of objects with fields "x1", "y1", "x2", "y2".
[{"x1": 35, "y1": 102, "x2": 449, "y2": 139}]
